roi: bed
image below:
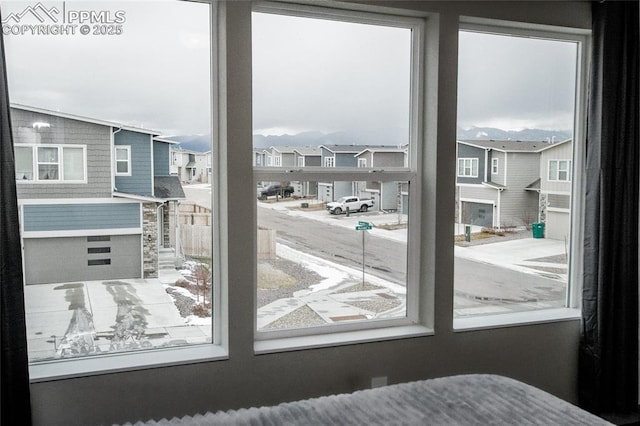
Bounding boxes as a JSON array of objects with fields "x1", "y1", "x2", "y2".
[{"x1": 125, "y1": 374, "x2": 612, "y2": 425}]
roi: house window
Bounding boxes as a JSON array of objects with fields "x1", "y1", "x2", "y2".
[
  {"x1": 324, "y1": 156, "x2": 335, "y2": 167},
  {"x1": 253, "y1": 4, "x2": 423, "y2": 346},
  {"x1": 5, "y1": 0, "x2": 220, "y2": 378},
  {"x1": 454, "y1": 22, "x2": 587, "y2": 327},
  {"x1": 297, "y1": 156, "x2": 305, "y2": 167},
  {"x1": 15, "y1": 144, "x2": 86, "y2": 182},
  {"x1": 273, "y1": 155, "x2": 282, "y2": 167},
  {"x1": 549, "y1": 160, "x2": 572, "y2": 181},
  {"x1": 114, "y1": 146, "x2": 131, "y2": 176},
  {"x1": 457, "y1": 158, "x2": 478, "y2": 177}
]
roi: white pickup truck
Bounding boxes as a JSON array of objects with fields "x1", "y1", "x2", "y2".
[{"x1": 326, "y1": 196, "x2": 374, "y2": 215}]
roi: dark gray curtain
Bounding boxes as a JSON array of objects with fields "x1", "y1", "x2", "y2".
[
  {"x1": 0, "y1": 13, "x2": 32, "y2": 425},
  {"x1": 579, "y1": 0, "x2": 639, "y2": 416}
]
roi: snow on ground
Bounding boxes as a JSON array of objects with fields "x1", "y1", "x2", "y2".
[{"x1": 276, "y1": 243, "x2": 406, "y2": 295}]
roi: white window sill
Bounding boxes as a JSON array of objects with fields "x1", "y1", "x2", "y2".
[
  {"x1": 453, "y1": 308, "x2": 581, "y2": 332},
  {"x1": 29, "y1": 344, "x2": 228, "y2": 383},
  {"x1": 254, "y1": 324, "x2": 433, "y2": 355}
]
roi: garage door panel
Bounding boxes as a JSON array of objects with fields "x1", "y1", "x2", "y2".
[
  {"x1": 462, "y1": 202, "x2": 494, "y2": 228},
  {"x1": 24, "y1": 235, "x2": 141, "y2": 285}
]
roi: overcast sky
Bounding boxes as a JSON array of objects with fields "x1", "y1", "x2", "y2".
[{"x1": 3, "y1": 2, "x2": 578, "y2": 137}]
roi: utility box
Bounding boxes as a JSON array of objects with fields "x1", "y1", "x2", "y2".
[{"x1": 465, "y1": 225, "x2": 471, "y2": 242}]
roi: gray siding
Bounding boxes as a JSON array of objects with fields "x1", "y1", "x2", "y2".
[
  {"x1": 335, "y1": 152, "x2": 358, "y2": 167},
  {"x1": 490, "y1": 151, "x2": 507, "y2": 185},
  {"x1": 115, "y1": 130, "x2": 153, "y2": 196},
  {"x1": 23, "y1": 203, "x2": 141, "y2": 232},
  {"x1": 281, "y1": 152, "x2": 295, "y2": 167},
  {"x1": 373, "y1": 152, "x2": 404, "y2": 167},
  {"x1": 540, "y1": 141, "x2": 573, "y2": 193},
  {"x1": 154, "y1": 141, "x2": 171, "y2": 176},
  {"x1": 499, "y1": 152, "x2": 541, "y2": 227},
  {"x1": 12, "y1": 108, "x2": 112, "y2": 199},
  {"x1": 305, "y1": 155, "x2": 321, "y2": 167},
  {"x1": 456, "y1": 144, "x2": 485, "y2": 185}
]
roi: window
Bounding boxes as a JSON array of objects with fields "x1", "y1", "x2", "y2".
[
  {"x1": 15, "y1": 144, "x2": 86, "y2": 182},
  {"x1": 323, "y1": 156, "x2": 335, "y2": 167},
  {"x1": 297, "y1": 156, "x2": 305, "y2": 167},
  {"x1": 253, "y1": 4, "x2": 424, "y2": 346},
  {"x1": 457, "y1": 158, "x2": 478, "y2": 177},
  {"x1": 114, "y1": 146, "x2": 131, "y2": 176},
  {"x1": 4, "y1": 0, "x2": 220, "y2": 377},
  {"x1": 273, "y1": 155, "x2": 282, "y2": 167},
  {"x1": 454, "y1": 21, "x2": 587, "y2": 326},
  {"x1": 549, "y1": 160, "x2": 572, "y2": 181}
]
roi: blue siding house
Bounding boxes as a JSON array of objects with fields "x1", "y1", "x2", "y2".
[{"x1": 11, "y1": 104, "x2": 184, "y2": 285}]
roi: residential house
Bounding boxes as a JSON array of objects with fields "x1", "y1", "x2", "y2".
[
  {"x1": 12, "y1": 104, "x2": 184, "y2": 285},
  {"x1": 456, "y1": 139, "x2": 553, "y2": 229},
  {"x1": 292, "y1": 146, "x2": 321, "y2": 197},
  {"x1": 538, "y1": 139, "x2": 573, "y2": 240},
  {"x1": 171, "y1": 147, "x2": 210, "y2": 183},
  {"x1": 354, "y1": 146, "x2": 408, "y2": 211}
]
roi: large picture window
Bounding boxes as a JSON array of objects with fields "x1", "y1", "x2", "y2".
[
  {"x1": 253, "y1": 4, "x2": 423, "y2": 344},
  {"x1": 15, "y1": 144, "x2": 86, "y2": 182},
  {"x1": 454, "y1": 22, "x2": 588, "y2": 326},
  {"x1": 3, "y1": 0, "x2": 219, "y2": 378}
]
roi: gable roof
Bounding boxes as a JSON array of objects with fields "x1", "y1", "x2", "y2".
[
  {"x1": 293, "y1": 147, "x2": 322, "y2": 156},
  {"x1": 354, "y1": 146, "x2": 407, "y2": 157},
  {"x1": 11, "y1": 103, "x2": 162, "y2": 136},
  {"x1": 154, "y1": 176, "x2": 186, "y2": 200},
  {"x1": 458, "y1": 139, "x2": 571, "y2": 153}
]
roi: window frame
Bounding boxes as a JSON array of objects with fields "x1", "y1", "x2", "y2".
[
  {"x1": 453, "y1": 18, "x2": 591, "y2": 331},
  {"x1": 15, "y1": 144, "x2": 87, "y2": 183},
  {"x1": 357, "y1": 158, "x2": 367, "y2": 168},
  {"x1": 26, "y1": 0, "x2": 226, "y2": 382},
  {"x1": 114, "y1": 145, "x2": 132, "y2": 176},
  {"x1": 491, "y1": 157, "x2": 498, "y2": 174},
  {"x1": 457, "y1": 157, "x2": 478, "y2": 177},
  {"x1": 252, "y1": 2, "x2": 431, "y2": 351},
  {"x1": 548, "y1": 159, "x2": 572, "y2": 182}
]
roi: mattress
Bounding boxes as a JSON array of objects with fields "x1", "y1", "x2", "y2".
[{"x1": 126, "y1": 374, "x2": 612, "y2": 425}]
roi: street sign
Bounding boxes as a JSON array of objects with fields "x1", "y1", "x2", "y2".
[
  {"x1": 355, "y1": 224, "x2": 372, "y2": 230},
  {"x1": 358, "y1": 221, "x2": 369, "y2": 226}
]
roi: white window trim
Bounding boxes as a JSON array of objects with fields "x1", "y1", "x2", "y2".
[
  {"x1": 27, "y1": 0, "x2": 226, "y2": 381},
  {"x1": 16, "y1": 143, "x2": 87, "y2": 184},
  {"x1": 253, "y1": 2, "x2": 431, "y2": 347},
  {"x1": 491, "y1": 158, "x2": 498, "y2": 174},
  {"x1": 548, "y1": 159, "x2": 572, "y2": 182},
  {"x1": 457, "y1": 157, "x2": 478, "y2": 177},
  {"x1": 297, "y1": 156, "x2": 305, "y2": 167},
  {"x1": 323, "y1": 156, "x2": 335, "y2": 167},
  {"x1": 114, "y1": 145, "x2": 132, "y2": 177},
  {"x1": 358, "y1": 158, "x2": 367, "y2": 168},
  {"x1": 458, "y1": 17, "x2": 591, "y2": 319}
]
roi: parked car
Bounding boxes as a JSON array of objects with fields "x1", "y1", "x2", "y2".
[
  {"x1": 326, "y1": 196, "x2": 374, "y2": 214},
  {"x1": 258, "y1": 184, "x2": 294, "y2": 200}
]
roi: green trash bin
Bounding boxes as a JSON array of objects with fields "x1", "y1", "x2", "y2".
[{"x1": 532, "y1": 222, "x2": 545, "y2": 238}]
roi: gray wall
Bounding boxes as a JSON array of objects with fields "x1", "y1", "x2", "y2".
[
  {"x1": 114, "y1": 130, "x2": 153, "y2": 196},
  {"x1": 29, "y1": 2, "x2": 591, "y2": 425},
  {"x1": 456, "y1": 143, "x2": 485, "y2": 184},
  {"x1": 12, "y1": 108, "x2": 112, "y2": 199},
  {"x1": 500, "y1": 152, "x2": 541, "y2": 227},
  {"x1": 153, "y1": 141, "x2": 171, "y2": 176}
]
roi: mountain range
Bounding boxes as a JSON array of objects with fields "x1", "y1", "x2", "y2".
[{"x1": 167, "y1": 127, "x2": 572, "y2": 153}]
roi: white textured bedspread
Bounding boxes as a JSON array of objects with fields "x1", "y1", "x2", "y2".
[{"x1": 127, "y1": 374, "x2": 611, "y2": 425}]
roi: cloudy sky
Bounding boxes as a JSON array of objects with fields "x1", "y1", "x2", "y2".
[{"x1": 2, "y1": 1, "x2": 578, "y2": 137}]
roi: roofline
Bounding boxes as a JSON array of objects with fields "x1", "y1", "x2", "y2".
[
  {"x1": 112, "y1": 192, "x2": 165, "y2": 203},
  {"x1": 292, "y1": 149, "x2": 321, "y2": 156},
  {"x1": 11, "y1": 103, "x2": 162, "y2": 136},
  {"x1": 354, "y1": 148, "x2": 407, "y2": 157},
  {"x1": 318, "y1": 144, "x2": 360, "y2": 154},
  {"x1": 154, "y1": 137, "x2": 181, "y2": 145},
  {"x1": 457, "y1": 139, "x2": 570, "y2": 153}
]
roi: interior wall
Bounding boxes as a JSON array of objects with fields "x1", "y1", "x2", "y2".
[{"x1": 27, "y1": 1, "x2": 591, "y2": 425}]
